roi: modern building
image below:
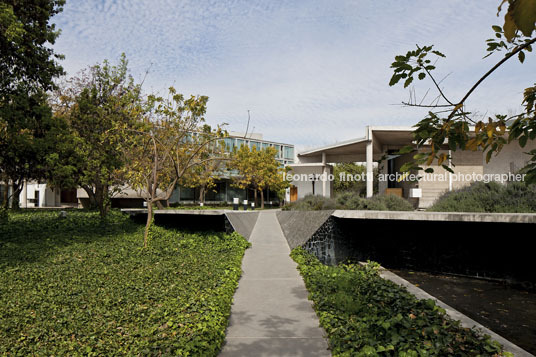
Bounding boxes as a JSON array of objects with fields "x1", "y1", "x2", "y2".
[
  {"x1": 7, "y1": 131, "x2": 294, "y2": 208},
  {"x1": 170, "y1": 132, "x2": 294, "y2": 205},
  {"x1": 289, "y1": 126, "x2": 536, "y2": 209}
]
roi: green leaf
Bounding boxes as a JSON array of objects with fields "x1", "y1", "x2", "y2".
[
  {"x1": 519, "y1": 135, "x2": 528, "y2": 147},
  {"x1": 404, "y1": 77, "x2": 413, "y2": 88},
  {"x1": 503, "y1": 11, "x2": 517, "y2": 41},
  {"x1": 418, "y1": 72, "x2": 426, "y2": 80},
  {"x1": 389, "y1": 75, "x2": 401, "y2": 86},
  {"x1": 518, "y1": 50, "x2": 525, "y2": 63},
  {"x1": 512, "y1": 0, "x2": 536, "y2": 37},
  {"x1": 397, "y1": 145, "x2": 414, "y2": 154},
  {"x1": 492, "y1": 25, "x2": 503, "y2": 32}
]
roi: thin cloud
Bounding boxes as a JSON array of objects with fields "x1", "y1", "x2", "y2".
[{"x1": 52, "y1": 0, "x2": 535, "y2": 148}]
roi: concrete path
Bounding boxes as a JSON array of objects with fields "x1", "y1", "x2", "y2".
[{"x1": 220, "y1": 211, "x2": 330, "y2": 357}]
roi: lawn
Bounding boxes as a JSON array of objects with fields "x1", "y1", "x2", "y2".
[
  {"x1": 291, "y1": 248, "x2": 512, "y2": 357},
  {"x1": 0, "y1": 210, "x2": 249, "y2": 356}
]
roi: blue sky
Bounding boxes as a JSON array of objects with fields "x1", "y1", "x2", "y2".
[{"x1": 52, "y1": 0, "x2": 536, "y2": 152}]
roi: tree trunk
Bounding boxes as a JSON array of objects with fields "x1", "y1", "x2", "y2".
[
  {"x1": 10, "y1": 180, "x2": 23, "y2": 210},
  {"x1": 254, "y1": 188, "x2": 257, "y2": 207},
  {"x1": 144, "y1": 201, "x2": 152, "y2": 248},
  {"x1": 2, "y1": 182, "x2": 9, "y2": 209},
  {"x1": 155, "y1": 200, "x2": 165, "y2": 209},
  {"x1": 260, "y1": 189, "x2": 264, "y2": 209},
  {"x1": 82, "y1": 185, "x2": 98, "y2": 209},
  {"x1": 199, "y1": 185, "x2": 205, "y2": 204}
]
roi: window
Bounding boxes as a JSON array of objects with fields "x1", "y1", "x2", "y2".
[
  {"x1": 274, "y1": 145, "x2": 282, "y2": 158},
  {"x1": 283, "y1": 146, "x2": 294, "y2": 160},
  {"x1": 224, "y1": 138, "x2": 235, "y2": 151}
]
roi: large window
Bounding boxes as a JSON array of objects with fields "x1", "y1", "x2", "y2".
[
  {"x1": 223, "y1": 138, "x2": 235, "y2": 151},
  {"x1": 283, "y1": 146, "x2": 294, "y2": 160},
  {"x1": 274, "y1": 145, "x2": 282, "y2": 158}
]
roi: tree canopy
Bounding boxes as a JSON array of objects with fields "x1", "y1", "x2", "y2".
[
  {"x1": 1, "y1": 0, "x2": 65, "y2": 209},
  {"x1": 123, "y1": 87, "x2": 225, "y2": 247},
  {"x1": 0, "y1": 0, "x2": 65, "y2": 96},
  {"x1": 230, "y1": 145, "x2": 289, "y2": 208},
  {"x1": 51, "y1": 54, "x2": 143, "y2": 217}
]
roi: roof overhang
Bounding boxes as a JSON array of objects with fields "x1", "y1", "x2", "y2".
[{"x1": 297, "y1": 126, "x2": 416, "y2": 163}]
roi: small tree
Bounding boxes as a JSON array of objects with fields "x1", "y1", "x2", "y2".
[
  {"x1": 123, "y1": 88, "x2": 225, "y2": 247},
  {"x1": 230, "y1": 145, "x2": 289, "y2": 209},
  {"x1": 180, "y1": 125, "x2": 227, "y2": 204}
]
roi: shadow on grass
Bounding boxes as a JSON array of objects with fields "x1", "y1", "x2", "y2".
[{"x1": 0, "y1": 209, "x2": 142, "y2": 267}]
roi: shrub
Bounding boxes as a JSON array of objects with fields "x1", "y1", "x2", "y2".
[
  {"x1": 369, "y1": 194, "x2": 415, "y2": 211},
  {"x1": 429, "y1": 181, "x2": 536, "y2": 213},
  {"x1": 0, "y1": 210, "x2": 250, "y2": 356},
  {"x1": 336, "y1": 192, "x2": 414, "y2": 211},
  {"x1": 291, "y1": 248, "x2": 511, "y2": 356},
  {"x1": 283, "y1": 194, "x2": 338, "y2": 211}
]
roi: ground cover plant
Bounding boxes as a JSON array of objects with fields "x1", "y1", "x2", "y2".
[
  {"x1": 291, "y1": 248, "x2": 511, "y2": 357},
  {"x1": 428, "y1": 181, "x2": 536, "y2": 213},
  {"x1": 0, "y1": 210, "x2": 249, "y2": 356}
]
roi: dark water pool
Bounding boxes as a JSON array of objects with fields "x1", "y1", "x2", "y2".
[{"x1": 392, "y1": 269, "x2": 536, "y2": 355}]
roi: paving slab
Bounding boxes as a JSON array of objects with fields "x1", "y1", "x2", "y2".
[
  {"x1": 220, "y1": 211, "x2": 330, "y2": 357},
  {"x1": 225, "y1": 211, "x2": 260, "y2": 240}
]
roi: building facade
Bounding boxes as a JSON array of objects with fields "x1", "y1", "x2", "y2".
[
  {"x1": 12, "y1": 132, "x2": 294, "y2": 208},
  {"x1": 170, "y1": 132, "x2": 294, "y2": 205},
  {"x1": 290, "y1": 126, "x2": 536, "y2": 209}
]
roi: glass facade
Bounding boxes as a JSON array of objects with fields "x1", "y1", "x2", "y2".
[
  {"x1": 283, "y1": 146, "x2": 294, "y2": 160},
  {"x1": 170, "y1": 134, "x2": 294, "y2": 204}
]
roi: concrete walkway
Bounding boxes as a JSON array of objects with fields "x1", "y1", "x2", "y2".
[{"x1": 220, "y1": 211, "x2": 330, "y2": 357}]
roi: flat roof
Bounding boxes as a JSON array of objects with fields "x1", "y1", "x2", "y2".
[{"x1": 298, "y1": 126, "x2": 416, "y2": 158}]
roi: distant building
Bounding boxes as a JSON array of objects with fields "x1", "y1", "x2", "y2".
[
  {"x1": 289, "y1": 125, "x2": 536, "y2": 209},
  {"x1": 169, "y1": 132, "x2": 294, "y2": 206},
  {"x1": 7, "y1": 131, "x2": 294, "y2": 208}
]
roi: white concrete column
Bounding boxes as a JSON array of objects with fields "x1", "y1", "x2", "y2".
[
  {"x1": 21, "y1": 181, "x2": 27, "y2": 208},
  {"x1": 366, "y1": 140, "x2": 373, "y2": 198},
  {"x1": 448, "y1": 150, "x2": 453, "y2": 192},
  {"x1": 321, "y1": 152, "x2": 327, "y2": 197}
]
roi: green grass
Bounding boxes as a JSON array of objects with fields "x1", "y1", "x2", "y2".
[
  {"x1": 291, "y1": 248, "x2": 511, "y2": 357},
  {"x1": 0, "y1": 210, "x2": 250, "y2": 356}
]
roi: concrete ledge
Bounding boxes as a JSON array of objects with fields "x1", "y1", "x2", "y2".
[
  {"x1": 333, "y1": 210, "x2": 536, "y2": 224},
  {"x1": 226, "y1": 212, "x2": 260, "y2": 240},
  {"x1": 122, "y1": 208, "x2": 228, "y2": 215},
  {"x1": 380, "y1": 269, "x2": 534, "y2": 357},
  {"x1": 276, "y1": 211, "x2": 334, "y2": 249}
]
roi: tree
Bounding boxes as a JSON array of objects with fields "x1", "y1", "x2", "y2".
[
  {"x1": 1, "y1": 0, "x2": 65, "y2": 96},
  {"x1": 179, "y1": 125, "x2": 227, "y2": 204},
  {"x1": 123, "y1": 87, "x2": 225, "y2": 247},
  {"x1": 0, "y1": 90, "x2": 65, "y2": 208},
  {"x1": 52, "y1": 54, "x2": 143, "y2": 217},
  {"x1": 1, "y1": 0, "x2": 65, "y2": 208},
  {"x1": 230, "y1": 145, "x2": 290, "y2": 209},
  {"x1": 333, "y1": 163, "x2": 378, "y2": 195},
  {"x1": 389, "y1": 0, "x2": 536, "y2": 182}
]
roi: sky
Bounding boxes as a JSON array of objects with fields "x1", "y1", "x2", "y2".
[{"x1": 52, "y1": 0, "x2": 536, "y2": 153}]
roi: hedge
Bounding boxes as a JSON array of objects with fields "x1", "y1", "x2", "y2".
[{"x1": 429, "y1": 181, "x2": 536, "y2": 213}]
